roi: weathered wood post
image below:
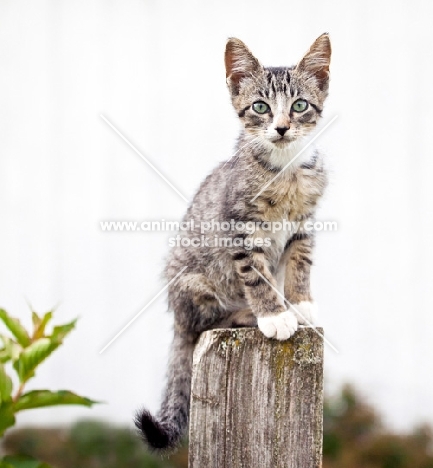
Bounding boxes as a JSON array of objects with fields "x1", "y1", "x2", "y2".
[{"x1": 188, "y1": 327, "x2": 324, "y2": 468}]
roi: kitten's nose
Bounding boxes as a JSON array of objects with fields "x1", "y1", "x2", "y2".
[{"x1": 276, "y1": 127, "x2": 289, "y2": 136}]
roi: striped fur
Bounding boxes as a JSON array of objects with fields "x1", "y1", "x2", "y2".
[{"x1": 136, "y1": 34, "x2": 331, "y2": 451}]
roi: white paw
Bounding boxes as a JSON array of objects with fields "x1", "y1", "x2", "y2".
[
  {"x1": 258, "y1": 310, "x2": 298, "y2": 340},
  {"x1": 290, "y1": 301, "x2": 318, "y2": 326}
]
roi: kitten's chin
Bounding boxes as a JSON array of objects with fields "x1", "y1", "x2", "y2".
[
  {"x1": 271, "y1": 137, "x2": 296, "y2": 149},
  {"x1": 273, "y1": 140, "x2": 289, "y2": 148}
]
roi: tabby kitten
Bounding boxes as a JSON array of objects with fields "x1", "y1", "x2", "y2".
[{"x1": 136, "y1": 34, "x2": 331, "y2": 450}]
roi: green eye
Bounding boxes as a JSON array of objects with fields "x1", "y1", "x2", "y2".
[
  {"x1": 252, "y1": 101, "x2": 270, "y2": 114},
  {"x1": 292, "y1": 99, "x2": 308, "y2": 113}
]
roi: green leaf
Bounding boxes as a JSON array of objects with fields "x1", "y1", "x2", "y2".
[
  {"x1": 0, "y1": 310, "x2": 31, "y2": 348},
  {"x1": 50, "y1": 319, "x2": 77, "y2": 343},
  {"x1": 1, "y1": 455, "x2": 52, "y2": 468},
  {"x1": 0, "y1": 363, "x2": 13, "y2": 405},
  {"x1": 14, "y1": 390, "x2": 98, "y2": 411},
  {"x1": 0, "y1": 336, "x2": 21, "y2": 362},
  {"x1": 0, "y1": 347, "x2": 10, "y2": 364},
  {"x1": 13, "y1": 338, "x2": 58, "y2": 384},
  {"x1": 0, "y1": 402, "x2": 15, "y2": 437},
  {"x1": 32, "y1": 311, "x2": 53, "y2": 340},
  {"x1": 31, "y1": 312, "x2": 41, "y2": 331}
]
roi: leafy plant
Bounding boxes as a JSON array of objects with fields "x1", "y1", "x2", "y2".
[
  {"x1": 323, "y1": 385, "x2": 433, "y2": 468},
  {"x1": 2, "y1": 422, "x2": 188, "y2": 468},
  {"x1": 0, "y1": 308, "x2": 98, "y2": 468}
]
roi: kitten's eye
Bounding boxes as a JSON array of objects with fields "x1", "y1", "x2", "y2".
[
  {"x1": 292, "y1": 99, "x2": 308, "y2": 113},
  {"x1": 252, "y1": 101, "x2": 270, "y2": 114}
]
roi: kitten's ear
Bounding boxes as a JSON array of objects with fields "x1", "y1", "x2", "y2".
[
  {"x1": 296, "y1": 33, "x2": 331, "y2": 91},
  {"x1": 225, "y1": 38, "x2": 262, "y2": 94}
]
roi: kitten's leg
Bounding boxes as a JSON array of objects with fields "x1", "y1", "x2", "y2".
[
  {"x1": 172, "y1": 273, "x2": 227, "y2": 334},
  {"x1": 284, "y1": 232, "x2": 318, "y2": 326},
  {"x1": 235, "y1": 247, "x2": 297, "y2": 340},
  {"x1": 217, "y1": 308, "x2": 257, "y2": 328}
]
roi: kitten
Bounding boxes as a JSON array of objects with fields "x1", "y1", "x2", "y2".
[{"x1": 135, "y1": 34, "x2": 331, "y2": 451}]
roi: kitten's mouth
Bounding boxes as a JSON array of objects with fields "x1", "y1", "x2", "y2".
[{"x1": 273, "y1": 137, "x2": 291, "y2": 147}]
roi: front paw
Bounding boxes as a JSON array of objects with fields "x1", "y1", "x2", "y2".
[
  {"x1": 258, "y1": 310, "x2": 298, "y2": 340},
  {"x1": 290, "y1": 301, "x2": 318, "y2": 326}
]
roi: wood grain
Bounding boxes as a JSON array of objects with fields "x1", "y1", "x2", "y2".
[{"x1": 188, "y1": 327, "x2": 324, "y2": 468}]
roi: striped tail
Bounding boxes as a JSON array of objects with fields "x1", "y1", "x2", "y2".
[{"x1": 135, "y1": 332, "x2": 194, "y2": 451}]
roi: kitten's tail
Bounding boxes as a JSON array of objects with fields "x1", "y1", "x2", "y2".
[{"x1": 135, "y1": 331, "x2": 195, "y2": 451}]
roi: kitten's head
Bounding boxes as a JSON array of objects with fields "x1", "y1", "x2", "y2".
[{"x1": 225, "y1": 34, "x2": 331, "y2": 152}]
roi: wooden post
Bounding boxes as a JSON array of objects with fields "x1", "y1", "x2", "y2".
[{"x1": 188, "y1": 327, "x2": 324, "y2": 468}]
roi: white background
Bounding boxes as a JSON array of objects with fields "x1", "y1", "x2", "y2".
[{"x1": 1, "y1": 0, "x2": 432, "y2": 431}]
